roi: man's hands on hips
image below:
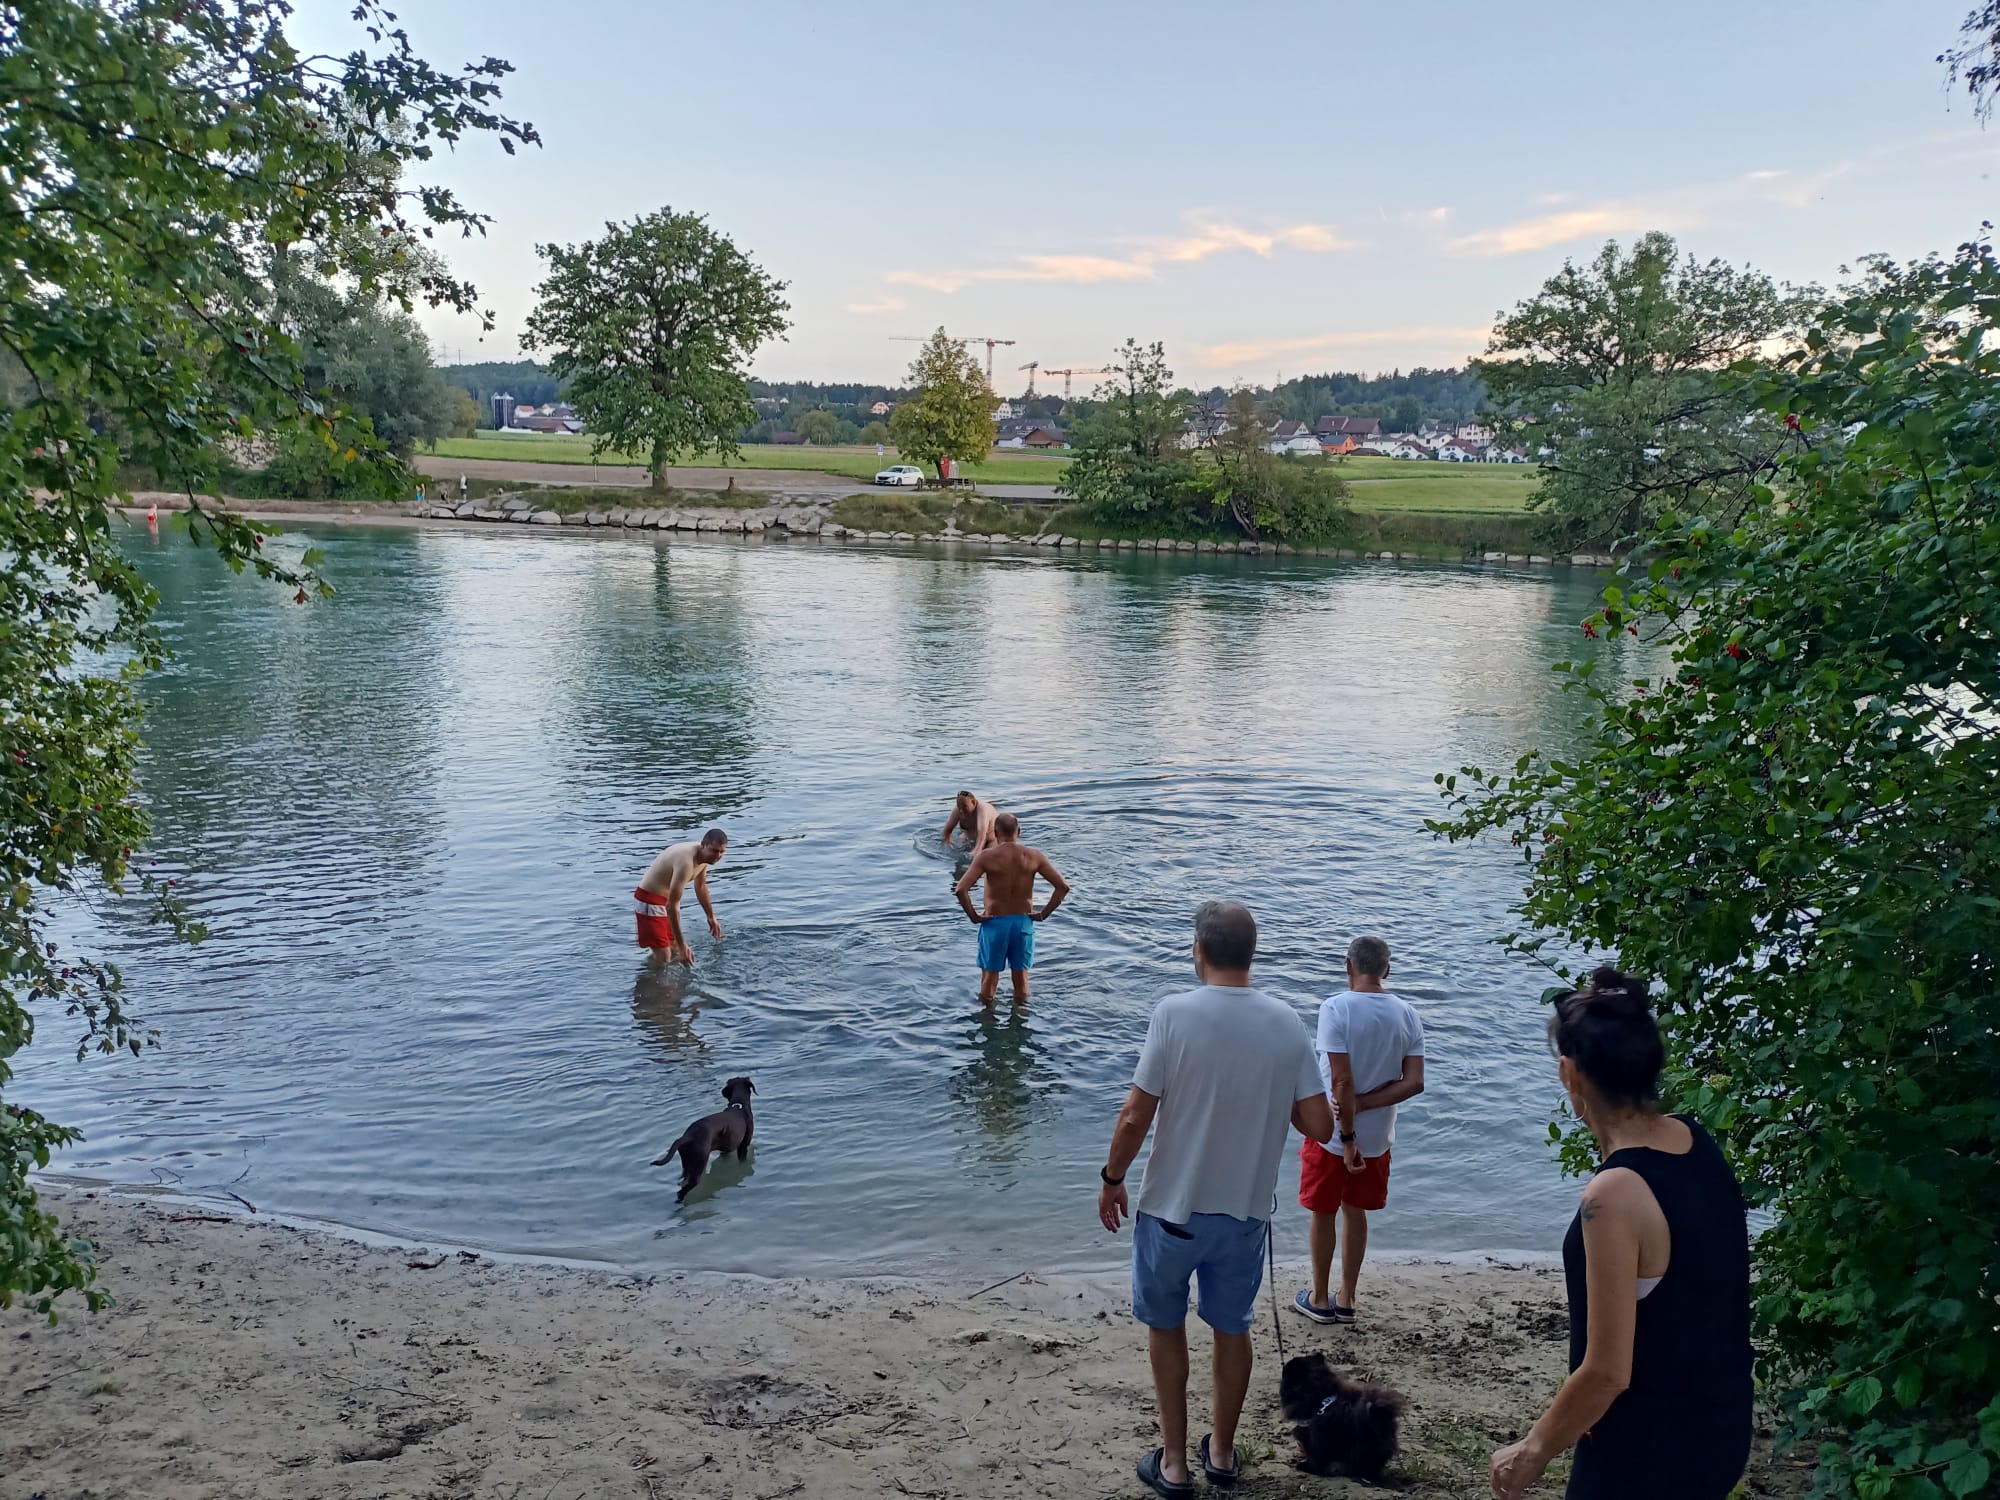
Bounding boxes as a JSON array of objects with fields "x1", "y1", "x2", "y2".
[{"x1": 1098, "y1": 1180, "x2": 1129, "y2": 1233}]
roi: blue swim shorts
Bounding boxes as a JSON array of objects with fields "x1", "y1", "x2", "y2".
[
  {"x1": 976, "y1": 913, "x2": 1035, "y2": 973},
  {"x1": 1131, "y1": 1211, "x2": 1269, "y2": 1335}
]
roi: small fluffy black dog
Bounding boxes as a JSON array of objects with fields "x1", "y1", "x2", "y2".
[
  {"x1": 652, "y1": 1076, "x2": 755, "y2": 1201},
  {"x1": 1279, "y1": 1352, "x2": 1405, "y2": 1482}
]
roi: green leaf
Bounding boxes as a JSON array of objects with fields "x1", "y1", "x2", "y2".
[{"x1": 1943, "y1": 1452, "x2": 1990, "y2": 1498}]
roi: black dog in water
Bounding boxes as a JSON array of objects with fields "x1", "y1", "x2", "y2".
[
  {"x1": 1279, "y1": 1352, "x2": 1405, "y2": 1482},
  {"x1": 652, "y1": 1076, "x2": 755, "y2": 1201}
]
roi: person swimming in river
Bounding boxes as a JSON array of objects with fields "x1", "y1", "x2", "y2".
[
  {"x1": 941, "y1": 789, "x2": 1002, "y2": 858},
  {"x1": 953, "y1": 813, "x2": 1071, "y2": 1004},
  {"x1": 634, "y1": 829, "x2": 727, "y2": 967}
]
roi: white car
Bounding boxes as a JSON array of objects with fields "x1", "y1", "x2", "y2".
[{"x1": 873, "y1": 464, "x2": 924, "y2": 487}]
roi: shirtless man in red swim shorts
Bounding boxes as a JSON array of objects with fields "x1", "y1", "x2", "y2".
[{"x1": 634, "y1": 829, "x2": 727, "y2": 967}]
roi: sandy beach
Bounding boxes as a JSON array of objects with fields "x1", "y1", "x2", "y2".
[{"x1": 1, "y1": 1189, "x2": 1810, "y2": 1500}]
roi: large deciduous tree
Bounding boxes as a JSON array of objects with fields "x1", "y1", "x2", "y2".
[
  {"x1": 1474, "y1": 232, "x2": 1812, "y2": 546},
  {"x1": 0, "y1": 0, "x2": 531, "y2": 1319},
  {"x1": 887, "y1": 329, "x2": 996, "y2": 481},
  {"x1": 1434, "y1": 240, "x2": 2000, "y2": 1499},
  {"x1": 522, "y1": 209, "x2": 789, "y2": 492}
]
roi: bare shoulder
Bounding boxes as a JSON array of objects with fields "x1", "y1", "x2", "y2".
[{"x1": 1580, "y1": 1167, "x2": 1650, "y2": 1222}]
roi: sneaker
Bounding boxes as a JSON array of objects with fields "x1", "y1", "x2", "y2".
[{"x1": 1292, "y1": 1289, "x2": 1342, "y2": 1324}]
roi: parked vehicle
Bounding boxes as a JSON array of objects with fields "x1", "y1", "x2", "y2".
[{"x1": 873, "y1": 464, "x2": 924, "y2": 487}]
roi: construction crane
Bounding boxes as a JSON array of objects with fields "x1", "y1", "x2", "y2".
[
  {"x1": 1042, "y1": 366, "x2": 1109, "y2": 402},
  {"x1": 888, "y1": 334, "x2": 1016, "y2": 383},
  {"x1": 1016, "y1": 360, "x2": 1040, "y2": 396}
]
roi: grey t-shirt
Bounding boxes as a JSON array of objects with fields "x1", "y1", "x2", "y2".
[{"x1": 1132, "y1": 984, "x2": 1323, "y2": 1225}]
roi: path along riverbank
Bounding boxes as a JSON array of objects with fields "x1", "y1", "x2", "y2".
[
  {"x1": 2, "y1": 1187, "x2": 1799, "y2": 1500},
  {"x1": 121, "y1": 495, "x2": 1613, "y2": 568}
]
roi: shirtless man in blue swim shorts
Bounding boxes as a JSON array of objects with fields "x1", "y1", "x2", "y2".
[{"x1": 953, "y1": 812, "x2": 1071, "y2": 1004}]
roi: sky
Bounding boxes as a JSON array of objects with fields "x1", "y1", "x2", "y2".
[{"x1": 295, "y1": 0, "x2": 2000, "y2": 391}]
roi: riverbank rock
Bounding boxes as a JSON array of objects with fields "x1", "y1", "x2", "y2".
[{"x1": 531, "y1": 511, "x2": 562, "y2": 525}]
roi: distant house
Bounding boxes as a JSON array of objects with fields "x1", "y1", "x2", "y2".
[
  {"x1": 507, "y1": 400, "x2": 583, "y2": 435},
  {"x1": 1315, "y1": 415, "x2": 1382, "y2": 441},
  {"x1": 1455, "y1": 421, "x2": 1494, "y2": 444},
  {"x1": 992, "y1": 399, "x2": 1018, "y2": 421},
  {"x1": 999, "y1": 420, "x2": 1067, "y2": 449},
  {"x1": 870, "y1": 400, "x2": 893, "y2": 417},
  {"x1": 1267, "y1": 419, "x2": 1321, "y2": 455},
  {"x1": 1437, "y1": 439, "x2": 1490, "y2": 462},
  {"x1": 771, "y1": 431, "x2": 803, "y2": 445},
  {"x1": 1384, "y1": 439, "x2": 1435, "y2": 461}
]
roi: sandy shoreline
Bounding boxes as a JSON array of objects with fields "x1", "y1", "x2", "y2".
[{"x1": 1, "y1": 1189, "x2": 1809, "y2": 1500}]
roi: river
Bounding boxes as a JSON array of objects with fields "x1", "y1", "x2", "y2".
[{"x1": 24, "y1": 523, "x2": 1639, "y2": 1276}]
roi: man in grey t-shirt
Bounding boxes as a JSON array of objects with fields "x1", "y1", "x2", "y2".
[{"x1": 1098, "y1": 901, "x2": 1333, "y2": 1496}]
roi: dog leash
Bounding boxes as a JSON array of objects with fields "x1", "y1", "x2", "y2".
[{"x1": 1267, "y1": 1189, "x2": 1286, "y2": 1363}]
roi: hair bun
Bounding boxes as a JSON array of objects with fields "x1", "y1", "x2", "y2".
[{"x1": 1586, "y1": 967, "x2": 1649, "y2": 1009}]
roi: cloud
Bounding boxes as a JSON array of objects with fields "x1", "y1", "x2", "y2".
[
  {"x1": 847, "y1": 294, "x2": 906, "y2": 315},
  {"x1": 1451, "y1": 206, "x2": 1656, "y2": 258},
  {"x1": 885, "y1": 216, "x2": 1351, "y2": 293},
  {"x1": 1450, "y1": 161, "x2": 1861, "y2": 258},
  {"x1": 1196, "y1": 325, "x2": 1495, "y2": 369}
]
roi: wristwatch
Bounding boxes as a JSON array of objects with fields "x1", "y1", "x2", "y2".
[
  {"x1": 1100, "y1": 1166, "x2": 1125, "y2": 1186},
  {"x1": 1338, "y1": 1131, "x2": 1357, "y2": 1144}
]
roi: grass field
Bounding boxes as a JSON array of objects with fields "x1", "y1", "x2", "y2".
[
  {"x1": 427, "y1": 437, "x2": 1541, "y2": 516},
  {"x1": 429, "y1": 437, "x2": 1073, "y2": 486}
]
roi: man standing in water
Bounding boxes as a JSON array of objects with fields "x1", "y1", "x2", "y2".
[
  {"x1": 941, "y1": 789, "x2": 1001, "y2": 858},
  {"x1": 634, "y1": 829, "x2": 727, "y2": 967},
  {"x1": 953, "y1": 812, "x2": 1069, "y2": 1003}
]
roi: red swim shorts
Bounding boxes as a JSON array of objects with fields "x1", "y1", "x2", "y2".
[
  {"x1": 1298, "y1": 1136, "x2": 1392, "y2": 1213},
  {"x1": 633, "y1": 887, "x2": 677, "y2": 949}
]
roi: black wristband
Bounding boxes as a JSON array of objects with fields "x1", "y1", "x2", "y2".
[
  {"x1": 1338, "y1": 1131, "x2": 1356, "y2": 1144},
  {"x1": 1100, "y1": 1166, "x2": 1125, "y2": 1186}
]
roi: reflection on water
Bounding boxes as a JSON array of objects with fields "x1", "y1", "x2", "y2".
[
  {"x1": 23, "y1": 527, "x2": 1640, "y2": 1275},
  {"x1": 631, "y1": 964, "x2": 708, "y2": 1059},
  {"x1": 950, "y1": 1003, "x2": 1063, "y2": 1167}
]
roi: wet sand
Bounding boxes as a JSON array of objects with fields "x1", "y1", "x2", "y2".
[{"x1": 1, "y1": 1190, "x2": 1810, "y2": 1499}]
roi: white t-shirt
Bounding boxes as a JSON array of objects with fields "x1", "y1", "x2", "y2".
[
  {"x1": 1315, "y1": 989, "x2": 1424, "y2": 1160},
  {"x1": 1133, "y1": 984, "x2": 1323, "y2": 1224}
]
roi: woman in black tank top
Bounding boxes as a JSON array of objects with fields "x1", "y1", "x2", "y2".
[{"x1": 1489, "y1": 969, "x2": 1754, "y2": 1500}]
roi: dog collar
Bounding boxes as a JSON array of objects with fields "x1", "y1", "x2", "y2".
[
  {"x1": 1317, "y1": 1392, "x2": 1343, "y2": 1417},
  {"x1": 726, "y1": 1102, "x2": 748, "y2": 1111}
]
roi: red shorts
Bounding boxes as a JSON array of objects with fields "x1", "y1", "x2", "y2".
[
  {"x1": 1298, "y1": 1137, "x2": 1391, "y2": 1213},
  {"x1": 634, "y1": 887, "x2": 678, "y2": 949}
]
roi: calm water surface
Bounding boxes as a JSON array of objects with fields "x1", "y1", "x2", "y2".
[{"x1": 25, "y1": 524, "x2": 1638, "y2": 1276}]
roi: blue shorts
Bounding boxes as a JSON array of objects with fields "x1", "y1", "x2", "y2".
[
  {"x1": 976, "y1": 913, "x2": 1035, "y2": 973},
  {"x1": 1131, "y1": 1211, "x2": 1269, "y2": 1335}
]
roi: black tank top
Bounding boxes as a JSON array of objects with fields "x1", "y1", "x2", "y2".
[{"x1": 1561, "y1": 1115, "x2": 1754, "y2": 1500}]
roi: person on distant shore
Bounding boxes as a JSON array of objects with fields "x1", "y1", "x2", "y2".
[
  {"x1": 953, "y1": 813, "x2": 1068, "y2": 1004},
  {"x1": 1489, "y1": 969, "x2": 1752, "y2": 1500},
  {"x1": 634, "y1": 829, "x2": 727, "y2": 967},
  {"x1": 941, "y1": 789, "x2": 1001, "y2": 859},
  {"x1": 1098, "y1": 901, "x2": 1334, "y2": 1497},
  {"x1": 1294, "y1": 936, "x2": 1424, "y2": 1325}
]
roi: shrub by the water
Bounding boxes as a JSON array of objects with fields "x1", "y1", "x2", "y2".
[{"x1": 1431, "y1": 240, "x2": 2000, "y2": 1497}]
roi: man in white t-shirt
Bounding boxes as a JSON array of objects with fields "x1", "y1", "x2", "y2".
[
  {"x1": 1293, "y1": 934, "x2": 1425, "y2": 1326},
  {"x1": 1098, "y1": 901, "x2": 1333, "y2": 1497}
]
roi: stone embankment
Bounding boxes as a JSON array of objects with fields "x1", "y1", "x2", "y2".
[{"x1": 419, "y1": 494, "x2": 1619, "y2": 566}]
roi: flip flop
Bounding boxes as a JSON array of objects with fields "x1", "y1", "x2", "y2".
[
  {"x1": 1200, "y1": 1434, "x2": 1241, "y2": 1488},
  {"x1": 1136, "y1": 1448, "x2": 1196, "y2": 1498}
]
